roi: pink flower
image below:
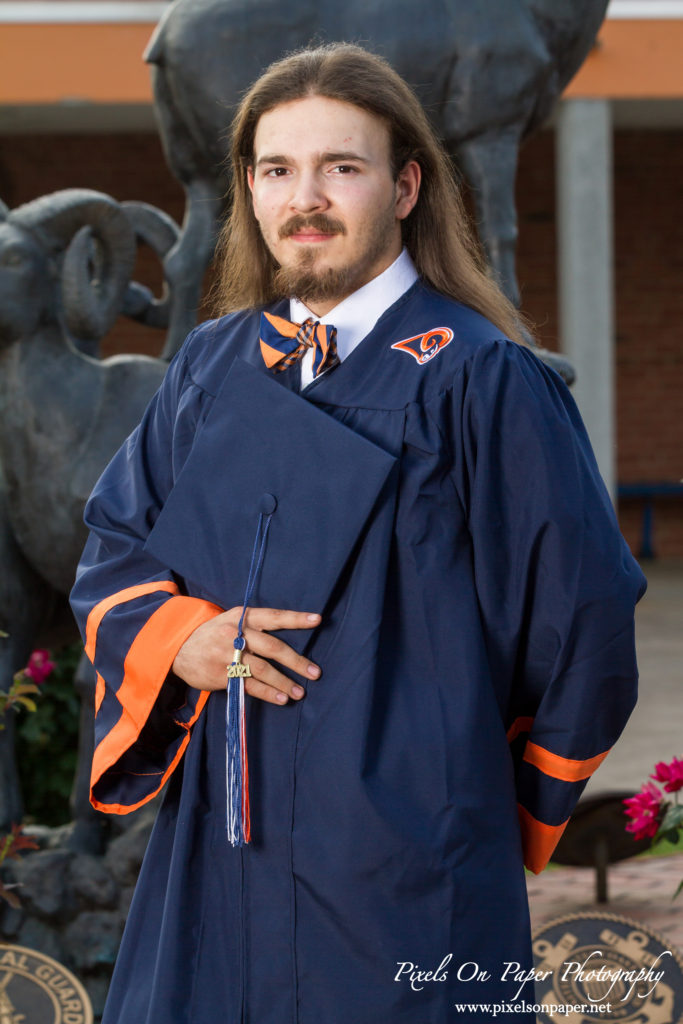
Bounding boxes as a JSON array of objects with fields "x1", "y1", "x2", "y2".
[
  {"x1": 23, "y1": 649, "x2": 55, "y2": 685},
  {"x1": 623, "y1": 783, "x2": 664, "y2": 841},
  {"x1": 651, "y1": 757, "x2": 683, "y2": 794}
]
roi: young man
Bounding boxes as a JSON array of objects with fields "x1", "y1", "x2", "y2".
[{"x1": 71, "y1": 44, "x2": 645, "y2": 1023}]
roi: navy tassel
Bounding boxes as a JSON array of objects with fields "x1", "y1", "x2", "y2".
[{"x1": 226, "y1": 510, "x2": 273, "y2": 846}]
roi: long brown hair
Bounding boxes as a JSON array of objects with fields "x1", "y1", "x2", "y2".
[{"x1": 214, "y1": 43, "x2": 526, "y2": 344}]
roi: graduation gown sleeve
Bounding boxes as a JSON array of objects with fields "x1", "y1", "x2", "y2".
[
  {"x1": 70, "y1": 338, "x2": 223, "y2": 815},
  {"x1": 450, "y1": 339, "x2": 646, "y2": 873},
  {"x1": 71, "y1": 334, "x2": 398, "y2": 818}
]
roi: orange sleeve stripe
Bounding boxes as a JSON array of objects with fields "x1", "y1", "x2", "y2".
[
  {"x1": 506, "y1": 716, "x2": 534, "y2": 743},
  {"x1": 94, "y1": 672, "x2": 105, "y2": 715},
  {"x1": 91, "y1": 595, "x2": 223, "y2": 795},
  {"x1": 84, "y1": 580, "x2": 179, "y2": 661},
  {"x1": 91, "y1": 690, "x2": 211, "y2": 815},
  {"x1": 517, "y1": 803, "x2": 569, "y2": 874},
  {"x1": 523, "y1": 741, "x2": 610, "y2": 782}
]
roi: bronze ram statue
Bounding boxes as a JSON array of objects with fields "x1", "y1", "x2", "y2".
[
  {"x1": 145, "y1": 0, "x2": 608, "y2": 357},
  {"x1": 0, "y1": 190, "x2": 171, "y2": 829}
]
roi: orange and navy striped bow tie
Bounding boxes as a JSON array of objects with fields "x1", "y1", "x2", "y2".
[{"x1": 259, "y1": 312, "x2": 340, "y2": 379}]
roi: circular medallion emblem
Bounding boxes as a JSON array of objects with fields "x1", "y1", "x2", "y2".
[
  {"x1": 532, "y1": 913, "x2": 683, "y2": 1024},
  {"x1": 0, "y1": 944, "x2": 93, "y2": 1024}
]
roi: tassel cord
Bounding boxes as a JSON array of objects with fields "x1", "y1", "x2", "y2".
[
  {"x1": 226, "y1": 510, "x2": 274, "y2": 847},
  {"x1": 236, "y1": 511, "x2": 274, "y2": 643}
]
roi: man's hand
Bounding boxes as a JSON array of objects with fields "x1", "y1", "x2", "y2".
[{"x1": 172, "y1": 606, "x2": 321, "y2": 705}]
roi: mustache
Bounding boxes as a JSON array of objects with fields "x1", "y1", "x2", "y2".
[{"x1": 278, "y1": 214, "x2": 347, "y2": 239}]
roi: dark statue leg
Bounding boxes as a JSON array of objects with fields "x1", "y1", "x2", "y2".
[
  {"x1": 161, "y1": 178, "x2": 223, "y2": 359},
  {"x1": 68, "y1": 652, "x2": 106, "y2": 855},
  {"x1": 0, "y1": 660, "x2": 23, "y2": 830},
  {"x1": 456, "y1": 125, "x2": 524, "y2": 309},
  {"x1": 149, "y1": 64, "x2": 225, "y2": 360},
  {"x1": 455, "y1": 127, "x2": 575, "y2": 384}
]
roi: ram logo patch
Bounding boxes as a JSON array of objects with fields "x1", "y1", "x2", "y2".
[{"x1": 391, "y1": 327, "x2": 454, "y2": 365}]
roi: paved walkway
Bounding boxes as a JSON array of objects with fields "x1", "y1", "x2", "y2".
[
  {"x1": 585, "y1": 559, "x2": 682, "y2": 794},
  {"x1": 527, "y1": 854, "x2": 683, "y2": 951},
  {"x1": 528, "y1": 559, "x2": 683, "y2": 952}
]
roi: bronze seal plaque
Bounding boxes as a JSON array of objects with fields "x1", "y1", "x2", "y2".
[
  {"x1": 532, "y1": 912, "x2": 683, "y2": 1023},
  {"x1": 0, "y1": 944, "x2": 93, "y2": 1023}
]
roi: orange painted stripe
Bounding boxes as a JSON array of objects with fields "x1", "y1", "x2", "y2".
[
  {"x1": 523, "y1": 741, "x2": 610, "y2": 782},
  {"x1": 94, "y1": 672, "x2": 106, "y2": 716},
  {"x1": 0, "y1": 24, "x2": 155, "y2": 104},
  {"x1": 85, "y1": 580, "x2": 179, "y2": 662},
  {"x1": 90, "y1": 595, "x2": 223, "y2": 802},
  {"x1": 506, "y1": 716, "x2": 534, "y2": 743},
  {"x1": 517, "y1": 804, "x2": 569, "y2": 875},
  {"x1": 2, "y1": 19, "x2": 683, "y2": 108},
  {"x1": 91, "y1": 690, "x2": 211, "y2": 815},
  {"x1": 564, "y1": 20, "x2": 683, "y2": 100}
]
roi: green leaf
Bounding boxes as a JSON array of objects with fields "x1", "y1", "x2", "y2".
[
  {"x1": 674, "y1": 879, "x2": 683, "y2": 902},
  {"x1": 15, "y1": 697, "x2": 37, "y2": 713},
  {"x1": 0, "y1": 833, "x2": 13, "y2": 861},
  {"x1": 659, "y1": 804, "x2": 683, "y2": 834},
  {"x1": 12, "y1": 682, "x2": 40, "y2": 697}
]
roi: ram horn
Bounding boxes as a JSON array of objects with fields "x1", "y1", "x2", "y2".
[
  {"x1": 11, "y1": 189, "x2": 136, "y2": 344},
  {"x1": 121, "y1": 201, "x2": 181, "y2": 331}
]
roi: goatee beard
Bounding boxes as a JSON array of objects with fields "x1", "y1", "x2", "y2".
[
  {"x1": 273, "y1": 213, "x2": 354, "y2": 304},
  {"x1": 271, "y1": 209, "x2": 397, "y2": 306},
  {"x1": 273, "y1": 258, "x2": 359, "y2": 306}
]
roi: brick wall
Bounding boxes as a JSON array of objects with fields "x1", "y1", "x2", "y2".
[
  {"x1": 516, "y1": 130, "x2": 683, "y2": 558},
  {"x1": 1, "y1": 126, "x2": 681, "y2": 554}
]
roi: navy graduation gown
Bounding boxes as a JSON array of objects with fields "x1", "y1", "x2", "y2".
[{"x1": 70, "y1": 281, "x2": 645, "y2": 1023}]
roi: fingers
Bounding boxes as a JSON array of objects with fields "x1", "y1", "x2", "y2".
[
  {"x1": 240, "y1": 631, "x2": 319, "y2": 706},
  {"x1": 243, "y1": 661, "x2": 306, "y2": 706},
  {"x1": 242, "y1": 625, "x2": 320, "y2": 682},
  {"x1": 178, "y1": 606, "x2": 321, "y2": 705},
  {"x1": 239, "y1": 607, "x2": 321, "y2": 632}
]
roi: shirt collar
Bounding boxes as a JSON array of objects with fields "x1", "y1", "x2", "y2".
[{"x1": 289, "y1": 248, "x2": 418, "y2": 362}]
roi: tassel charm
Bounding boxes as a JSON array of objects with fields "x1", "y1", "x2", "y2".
[
  {"x1": 226, "y1": 637, "x2": 252, "y2": 847},
  {"x1": 227, "y1": 645, "x2": 251, "y2": 678}
]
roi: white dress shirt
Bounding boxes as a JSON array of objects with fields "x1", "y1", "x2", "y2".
[{"x1": 290, "y1": 248, "x2": 418, "y2": 389}]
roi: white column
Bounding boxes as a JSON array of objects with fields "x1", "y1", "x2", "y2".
[{"x1": 556, "y1": 98, "x2": 615, "y2": 500}]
